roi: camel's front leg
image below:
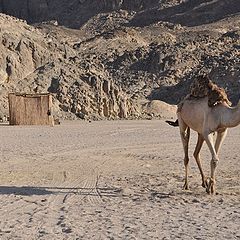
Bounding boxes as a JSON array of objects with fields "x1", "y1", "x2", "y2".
[
  {"x1": 215, "y1": 129, "x2": 227, "y2": 154},
  {"x1": 180, "y1": 126, "x2": 190, "y2": 190},
  {"x1": 206, "y1": 129, "x2": 228, "y2": 193},
  {"x1": 203, "y1": 132, "x2": 219, "y2": 194}
]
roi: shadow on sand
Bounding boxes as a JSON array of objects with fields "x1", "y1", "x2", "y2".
[{"x1": 0, "y1": 186, "x2": 122, "y2": 197}]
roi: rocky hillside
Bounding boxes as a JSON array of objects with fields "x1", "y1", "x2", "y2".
[
  {"x1": 0, "y1": 14, "x2": 137, "y2": 120},
  {"x1": 0, "y1": 1, "x2": 239, "y2": 120}
]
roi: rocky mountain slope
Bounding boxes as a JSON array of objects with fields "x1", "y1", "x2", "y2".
[
  {"x1": 0, "y1": 0, "x2": 185, "y2": 28},
  {"x1": 0, "y1": 0, "x2": 239, "y2": 120},
  {"x1": 1, "y1": 0, "x2": 239, "y2": 28}
]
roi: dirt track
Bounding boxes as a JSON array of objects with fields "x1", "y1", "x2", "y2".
[{"x1": 0, "y1": 120, "x2": 239, "y2": 239}]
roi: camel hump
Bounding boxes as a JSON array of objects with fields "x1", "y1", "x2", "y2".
[
  {"x1": 188, "y1": 75, "x2": 231, "y2": 107},
  {"x1": 208, "y1": 82, "x2": 231, "y2": 107}
]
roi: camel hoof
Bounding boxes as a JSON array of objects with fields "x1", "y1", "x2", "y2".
[
  {"x1": 202, "y1": 181, "x2": 207, "y2": 188},
  {"x1": 207, "y1": 189, "x2": 216, "y2": 195},
  {"x1": 206, "y1": 178, "x2": 211, "y2": 194},
  {"x1": 183, "y1": 183, "x2": 189, "y2": 190},
  {"x1": 206, "y1": 178, "x2": 215, "y2": 194}
]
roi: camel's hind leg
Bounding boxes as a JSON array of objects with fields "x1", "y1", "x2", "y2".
[
  {"x1": 203, "y1": 129, "x2": 227, "y2": 194},
  {"x1": 203, "y1": 132, "x2": 219, "y2": 194},
  {"x1": 178, "y1": 117, "x2": 190, "y2": 190},
  {"x1": 193, "y1": 134, "x2": 207, "y2": 188}
]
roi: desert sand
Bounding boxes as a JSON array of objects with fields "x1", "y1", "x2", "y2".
[{"x1": 0, "y1": 120, "x2": 239, "y2": 239}]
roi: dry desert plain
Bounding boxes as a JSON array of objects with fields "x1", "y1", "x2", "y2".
[{"x1": 0, "y1": 120, "x2": 239, "y2": 239}]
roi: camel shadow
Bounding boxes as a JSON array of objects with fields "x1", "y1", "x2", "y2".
[
  {"x1": 0, "y1": 186, "x2": 53, "y2": 196},
  {"x1": 0, "y1": 186, "x2": 122, "y2": 197}
]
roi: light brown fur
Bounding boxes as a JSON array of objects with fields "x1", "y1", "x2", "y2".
[{"x1": 178, "y1": 96, "x2": 240, "y2": 194}]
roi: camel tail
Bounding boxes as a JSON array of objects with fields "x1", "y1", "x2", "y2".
[{"x1": 165, "y1": 119, "x2": 179, "y2": 127}]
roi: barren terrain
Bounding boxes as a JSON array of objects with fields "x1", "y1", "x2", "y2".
[{"x1": 0, "y1": 120, "x2": 239, "y2": 239}]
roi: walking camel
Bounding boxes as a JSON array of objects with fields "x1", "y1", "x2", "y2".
[{"x1": 166, "y1": 76, "x2": 238, "y2": 194}]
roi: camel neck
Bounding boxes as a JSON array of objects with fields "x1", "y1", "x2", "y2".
[{"x1": 222, "y1": 105, "x2": 240, "y2": 128}]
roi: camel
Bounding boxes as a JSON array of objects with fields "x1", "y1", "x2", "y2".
[{"x1": 166, "y1": 76, "x2": 237, "y2": 194}]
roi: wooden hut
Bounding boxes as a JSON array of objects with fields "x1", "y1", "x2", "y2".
[{"x1": 8, "y1": 93, "x2": 54, "y2": 126}]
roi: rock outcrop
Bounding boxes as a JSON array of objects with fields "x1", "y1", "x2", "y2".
[{"x1": 0, "y1": 13, "x2": 138, "y2": 120}]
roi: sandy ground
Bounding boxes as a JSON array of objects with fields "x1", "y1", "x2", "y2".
[{"x1": 0, "y1": 120, "x2": 239, "y2": 240}]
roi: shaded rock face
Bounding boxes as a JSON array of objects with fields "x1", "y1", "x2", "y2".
[
  {"x1": 0, "y1": 0, "x2": 159, "y2": 28},
  {"x1": 1, "y1": 0, "x2": 239, "y2": 28},
  {"x1": 130, "y1": 0, "x2": 240, "y2": 27},
  {"x1": 0, "y1": 0, "x2": 49, "y2": 23}
]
